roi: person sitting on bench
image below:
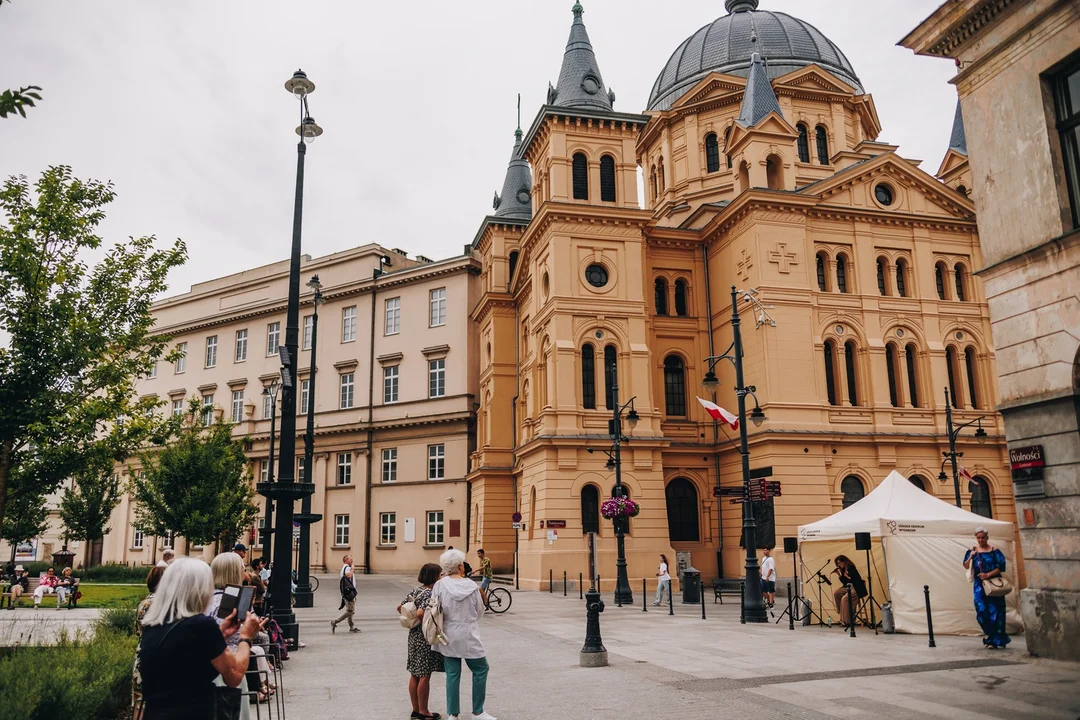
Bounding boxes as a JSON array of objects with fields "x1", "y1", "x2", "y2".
[
  {"x1": 56, "y1": 568, "x2": 79, "y2": 608},
  {"x1": 33, "y1": 567, "x2": 61, "y2": 608}
]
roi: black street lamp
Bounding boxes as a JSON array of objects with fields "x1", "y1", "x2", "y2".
[
  {"x1": 256, "y1": 69, "x2": 321, "y2": 647},
  {"x1": 940, "y1": 387, "x2": 988, "y2": 508},
  {"x1": 259, "y1": 383, "x2": 279, "y2": 575},
  {"x1": 605, "y1": 366, "x2": 639, "y2": 606},
  {"x1": 701, "y1": 286, "x2": 769, "y2": 623},
  {"x1": 294, "y1": 274, "x2": 324, "y2": 608}
]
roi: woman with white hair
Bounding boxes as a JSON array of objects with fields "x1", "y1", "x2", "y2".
[
  {"x1": 208, "y1": 552, "x2": 274, "y2": 705},
  {"x1": 962, "y1": 526, "x2": 1011, "y2": 649},
  {"x1": 431, "y1": 548, "x2": 496, "y2": 720},
  {"x1": 139, "y1": 557, "x2": 262, "y2": 719}
]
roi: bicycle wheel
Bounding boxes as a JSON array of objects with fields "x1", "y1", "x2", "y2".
[
  {"x1": 310, "y1": 576, "x2": 319, "y2": 592},
  {"x1": 486, "y1": 587, "x2": 512, "y2": 614}
]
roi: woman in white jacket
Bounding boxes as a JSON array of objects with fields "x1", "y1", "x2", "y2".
[{"x1": 432, "y1": 549, "x2": 496, "y2": 720}]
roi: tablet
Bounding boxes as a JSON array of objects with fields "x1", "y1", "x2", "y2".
[{"x1": 217, "y1": 584, "x2": 256, "y2": 620}]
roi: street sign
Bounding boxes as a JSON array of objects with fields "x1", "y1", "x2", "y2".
[
  {"x1": 714, "y1": 487, "x2": 745, "y2": 497},
  {"x1": 748, "y1": 466, "x2": 774, "y2": 480},
  {"x1": 511, "y1": 512, "x2": 523, "y2": 523},
  {"x1": 511, "y1": 522, "x2": 524, "y2": 530},
  {"x1": 546, "y1": 519, "x2": 567, "y2": 528}
]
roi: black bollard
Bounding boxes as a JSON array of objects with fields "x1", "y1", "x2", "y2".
[
  {"x1": 642, "y1": 579, "x2": 647, "y2": 612},
  {"x1": 787, "y1": 582, "x2": 794, "y2": 631},
  {"x1": 580, "y1": 573, "x2": 583, "y2": 600},
  {"x1": 597, "y1": 575, "x2": 601, "y2": 597},
  {"x1": 549, "y1": 569, "x2": 553, "y2": 593},
  {"x1": 668, "y1": 577, "x2": 674, "y2": 616},
  {"x1": 847, "y1": 584, "x2": 856, "y2": 638},
  {"x1": 700, "y1": 579, "x2": 707, "y2": 620},
  {"x1": 740, "y1": 580, "x2": 746, "y2": 624},
  {"x1": 564, "y1": 571, "x2": 567, "y2": 597},
  {"x1": 580, "y1": 584, "x2": 607, "y2": 667},
  {"x1": 924, "y1": 585, "x2": 936, "y2": 648}
]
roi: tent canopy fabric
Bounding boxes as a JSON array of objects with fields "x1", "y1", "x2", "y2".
[{"x1": 798, "y1": 470, "x2": 1012, "y2": 542}]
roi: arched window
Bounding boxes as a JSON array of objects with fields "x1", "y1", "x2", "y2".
[
  {"x1": 824, "y1": 340, "x2": 839, "y2": 406},
  {"x1": 654, "y1": 278, "x2": 668, "y2": 315},
  {"x1": 905, "y1": 343, "x2": 920, "y2": 407},
  {"x1": 896, "y1": 258, "x2": 908, "y2": 297},
  {"x1": 836, "y1": 255, "x2": 849, "y2": 293},
  {"x1": 674, "y1": 279, "x2": 688, "y2": 316},
  {"x1": 664, "y1": 355, "x2": 687, "y2": 417},
  {"x1": 841, "y1": 476, "x2": 865, "y2": 508},
  {"x1": 946, "y1": 346, "x2": 962, "y2": 408},
  {"x1": 766, "y1": 155, "x2": 782, "y2": 190},
  {"x1": 600, "y1": 155, "x2": 616, "y2": 202},
  {"x1": 528, "y1": 486, "x2": 536, "y2": 540},
  {"x1": 658, "y1": 157, "x2": 666, "y2": 193},
  {"x1": 844, "y1": 340, "x2": 859, "y2": 406},
  {"x1": 724, "y1": 126, "x2": 733, "y2": 169},
  {"x1": 738, "y1": 161, "x2": 750, "y2": 190},
  {"x1": 909, "y1": 475, "x2": 927, "y2": 492},
  {"x1": 816, "y1": 252, "x2": 829, "y2": 292},
  {"x1": 935, "y1": 262, "x2": 948, "y2": 300},
  {"x1": 581, "y1": 344, "x2": 596, "y2": 410},
  {"x1": 665, "y1": 478, "x2": 699, "y2": 542},
  {"x1": 796, "y1": 123, "x2": 810, "y2": 163},
  {"x1": 876, "y1": 257, "x2": 888, "y2": 296},
  {"x1": 508, "y1": 250, "x2": 519, "y2": 282},
  {"x1": 965, "y1": 347, "x2": 980, "y2": 410},
  {"x1": 650, "y1": 166, "x2": 658, "y2": 200},
  {"x1": 886, "y1": 343, "x2": 900, "y2": 407},
  {"x1": 956, "y1": 184, "x2": 968, "y2": 197},
  {"x1": 705, "y1": 133, "x2": 720, "y2": 173},
  {"x1": 816, "y1": 125, "x2": 830, "y2": 165},
  {"x1": 954, "y1": 263, "x2": 967, "y2": 301},
  {"x1": 603, "y1": 345, "x2": 617, "y2": 411},
  {"x1": 581, "y1": 484, "x2": 600, "y2": 535},
  {"x1": 969, "y1": 477, "x2": 992, "y2": 518},
  {"x1": 572, "y1": 152, "x2": 589, "y2": 200}
]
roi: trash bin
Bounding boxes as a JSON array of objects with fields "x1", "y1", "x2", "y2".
[
  {"x1": 682, "y1": 566, "x2": 701, "y2": 604},
  {"x1": 801, "y1": 598, "x2": 812, "y2": 626},
  {"x1": 881, "y1": 602, "x2": 895, "y2": 634}
]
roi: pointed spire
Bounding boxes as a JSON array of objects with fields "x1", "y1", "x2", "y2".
[
  {"x1": 948, "y1": 100, "x2": 967, "y2": 156},
  {"x1": 548, "y1": 2, "x2": 614, "y2": 111},
  {"x1": 736, "y1": 52, "x2": 783, "y2": 127},
  {"x1": 493, "y1": 110, "x2": 533, "y2": 221}
]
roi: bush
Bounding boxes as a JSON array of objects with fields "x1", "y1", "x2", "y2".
[
  {"x1": 80, "y1": 563, "x2": 153, "y2": 584},
  {"x1": 94, "y1": 607, "x2": 138, "y2": 637},
  {"x1": 0, "y1": 627, "x2": 136, "y2": 719}
]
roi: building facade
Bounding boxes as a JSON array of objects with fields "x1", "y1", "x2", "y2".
[
  {"x1": 902, "y1": 0, "x2": 1080, "y2": 660},
  {"x1": 470, "y1": 0, "x2": 1015, "y2": 592}
]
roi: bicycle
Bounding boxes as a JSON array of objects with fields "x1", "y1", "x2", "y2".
[
  {"x1": 483, "y1": 585, "x2": 512, "y2": 614},
  {"x1": 290, "y1": 571, "x2": 319, "y2": 592}
]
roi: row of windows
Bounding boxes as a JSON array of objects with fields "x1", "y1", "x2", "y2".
[
  {"x1": 842, "y1": 474, "x2": 993, "y2": 518},
  {"x1": 654, "y1": 278, "x2": 690, "y2": 316},
  {"x1": 160, "y1": 288, "x2": 448, "y2": 376},
  {"x1": 377, "y1": 511, "x2": 445, "y2": 546},
  {"x1": 256, "y1": 444, "x2": 446, "y2": 487},
  {"x1": 580, "y1": 344, "x2": 618, "y2": 410},
  {"x1": 571, "y1": 152, "x2": 617, "y2": 203},
  {"x1": 701, "y1": 123, "x2": 831, "y2": 176},
  {"x1": 815, "y1": 251, "x2": 973, "y2": 301}
]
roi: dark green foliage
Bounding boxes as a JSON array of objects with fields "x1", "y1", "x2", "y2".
[
  {"x1": 78, "y1": 562, "x2": 153, "y2": 584},
  {"x1": 94, "y1": 606, "x2": 139, "y2": 637},
  {"x1": 0, "y1": 86, "x2": 42, "y2": 119},
  {"x1": 58, "y1": 468, "x2": 123, "y2": 568}
]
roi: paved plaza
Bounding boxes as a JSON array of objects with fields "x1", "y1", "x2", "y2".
[{"x1": 283, "y1": 575, "x2": 1080, "y2": 719}]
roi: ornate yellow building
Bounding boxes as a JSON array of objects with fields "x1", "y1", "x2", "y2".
[{"x1": 469, "y1": 0, "x2": 1014, "y2": 590}]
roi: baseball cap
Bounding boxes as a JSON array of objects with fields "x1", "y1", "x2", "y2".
[{"x1": 233, "y1": 543, "x2": 247, "y2": 552}]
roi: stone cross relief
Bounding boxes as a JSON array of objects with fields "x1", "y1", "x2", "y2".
[
  {"x1": 767, "y1": 242, "x2": 799, "y2": 274},
  {"x1": 737, "y1": 249, "x2": 754, "y2": 280}
]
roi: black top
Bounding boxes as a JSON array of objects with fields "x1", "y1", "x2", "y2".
[
  {"x1": 140, "y1": 614, "x2": 227, "y2": 719},
  {"x1": 839, "y1": 565, "x2": 868, "y2": 599}
]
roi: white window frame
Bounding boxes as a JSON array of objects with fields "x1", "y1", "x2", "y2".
[
  {"x1": 297, "y1": 457, "x2": 306, "y2": 483},
  {"x1": 340, "y1": 373, "x2": 355, "y2": 409},
  {"x1": 302, "y1": 315, "x2": 313, "y2": 351},
  {"x1": 429, "y1": 358, "x2": 446, "y2": 398},
  {"x1": 262, "y1": 394, "x2": 273, "y2": 420},
  {"x1": 162, "y1": 532, "x2": 175, "y2": 550},
  {"x1": 255, "y1": 518, "x2": 265, "y2": 547},
  {"x1": 201, "y1": 394, "x2": 214, "y2": 426},
  {"x1": 380, "y1": 512, "x2": 396, "y2": 545},
  {"x1": 334, "y1": 514, "x2": 350, "y2": 546},
  {"x1": 385, "y1": 297, "x2": 401, "y2": 335},
  {"x1": 267, "y1": 322, "x2": 281, "y2": 356},
  {"x1": 299, "y1": 378, "x2": 310, "y2": 415},
  {"x1": 175, "y1": 342, "x2": 187, "y2": 374},
  {"x1": 342, "y1": 306, "x2": 357, "y2": 342},
  {"x1": 428, "y1": 444, "x2": 445, "y2": 480},
  {"x1": 231, "y1": 390, "x2": 244, "y2": 423},
  {"x1": 148, "y1": 362, "x2": 157, "y2": 379},
  {"x1": 260, "y1": 460, "x2": 269, "y2": 483},
  {"x1": 205, "y1": 335, "x2": 218, "y2": 368},
  {"x1": 429, "y1": 288, "x2": 447, "y2": 327},
  {"x1": 337, "y1": 452, "x2": 352, "y2": 486},
  {"x1": 426, "y1": 511, "x2": 444, "y2": 546},
  {"x1": 381, "y1": 448, "x2": 397, "y2": 483},
  {"x1": 235, "y1": 329, "x2": 248, "y2": 363},
  {"x1": 132, "y1": 528, "x2": 144, "y2": 549},
  {"x1": 383, "y1": 366, "x2": 399, "y2": 403},
  {"x1": 172, "y1": 399, "x2": 184, "y2": 417}
]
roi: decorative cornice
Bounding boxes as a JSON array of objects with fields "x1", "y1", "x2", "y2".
[
  {"x1": 333, "y1": 359, "x2": 359, "y2": 371},
  {"x1": 928, "y1": 0, "x2": 1016, "y2": 57},
  {"x1": 376, "y1": 352, "x2": 404, "y2": 365},
  {"x1": 422, "y1": 344, "x2": 451, "y2": 358}
]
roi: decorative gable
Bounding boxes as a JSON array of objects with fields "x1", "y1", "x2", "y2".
[
  {"x1": 670, "y1": 72, "x2": 747, "y2": 110},
  {"x1": 773, "y1": 64, "x2": 857, "y2": 96}
]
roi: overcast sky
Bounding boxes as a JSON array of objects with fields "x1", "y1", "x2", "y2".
[{"x1": 2, "y1": 0, "x2": 957, "y2": 297}]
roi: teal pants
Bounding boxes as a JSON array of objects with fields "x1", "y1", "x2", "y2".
[{"x1": 443, "y1": 656, "x2": 488, "y2": 716}]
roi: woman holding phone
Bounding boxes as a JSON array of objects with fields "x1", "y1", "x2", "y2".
[{"x1": 208, "y1": 552, "x2": 273, "y2": 707}]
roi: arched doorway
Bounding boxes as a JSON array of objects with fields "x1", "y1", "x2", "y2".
[
  {"x1": 581, "y1": 485, "x2": 600, "y2": 535},
  {"x1": 841, "y1": 476, "x2": 865, "y2": 508},
  {"x1": 665, "y1": 478, "x2": 699, "y2": 542}
]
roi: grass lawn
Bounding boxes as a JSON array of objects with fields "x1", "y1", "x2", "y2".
[{"x1": 7, "y1": 583, "x2": 148, "y2": 609}]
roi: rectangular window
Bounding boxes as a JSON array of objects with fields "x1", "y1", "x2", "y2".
[
  {"x1": 148, "y1": 362, "x2": 157, "y2": 379},
  {"x1": 205, "y1": 336, "x2": 218, "y2": 368},
  {"x1": 235, "y1": 329, "x2": 248, "y2": 362},
  {"x1": 383, "y1": 366, "x2": 399, "y2": 403},
  {"x1": 381, "y1": 448, "x2": 397, "y2": 482},
  {"x1": 385, "y1": 297, "x2": 400, "y2": 335},
  {"x1": 426, "y1": 511, "x2": 444, "y2": 546},
  {"x1": 337, "y1": 452, "x2": 352, "y2": 486},
  {"x1": 132, "y1": 528, "x2": 143, "y2": 549},
  {"x1": 297, "y1": 457, "x2": 306, "y2": 483},
  {"x1": 255, "y1": 518, "x2": 265, "y2": 547},
  {"x1": 340, "y1": 373, "x2": 355, "y2": 409},
  {"x1": 175, "y1": 342, "x2": 187, "y2": 374},
  {"x1": 380, "y1": 512, "x2": 396, "y2": 545},
  {"x1": 231, "y1": 390, "x2": 244, "y2": 423},
  {"x1": 162, "y1": 532, "x2": 175, "y2": 549},
  {"x1": 303, "y1": 315, "x2": 313, "y2": 351},
  {"x1": 429, "y1": 288, "x2": 447, "y2": 327},
  {"x1": 201, "y1": 393, "x2": 214, "y2": 426},
  {"x1": 1052, "y1": 56, "x2": 1080, "y2": 228},
  {"x1": 299, "y1": 378, "x2": 310, "y2": 415},
  {"x1": 428, "y1": 359, "x2": 446, "y2": 398},
  {"x1": 260, "y1": 460, "x2": 269, "y2": 483},
  {"x1": 428, "y1": 444, "x2": 445, "y2": 480},
  {"x1": 172, "y1": 399, "x2": 184, "y2": 417},
  {"x1": 262, "y1": 393, "x2": 273, "y2": 420},
  {"x1": 267, "y1": 322, "x2": 281, "y2": 356},
  {"x1": 334, "y1": 514, "x2": 350, "y2": 546},
  {"x1": 342, "y1": 306, "x2": 357, "y2": 342}
]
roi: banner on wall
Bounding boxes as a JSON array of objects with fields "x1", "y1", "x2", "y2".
[{"x1": 14, "y1": 539, "x2": 36, "y2": 562}]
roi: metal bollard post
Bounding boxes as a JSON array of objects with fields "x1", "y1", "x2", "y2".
[
  {"x1": 740, "y1": 580, "x2": 746, "y2": 624},
  {"x1": 924, "y1": 585, "x2": 936, "y2": 648},
  {"x1": 580, "y1": 573, "x2": 583, "y2": 600},
  {"x1": 642, "y1": 579, "x2": 647, "y2": 612},
  {"x1": 564, "y1": 571, "x2": 567, "y2": 597},
  {"x1": 549, "y1": 569, "x2": 553, "y2": 593},
  {"x1": 787, "y1": 582, "x2": 794, "y2": 630},
  {"x1": 700, "y1": 579, "x2": 707, "y2": 620},
  {"x1": 668, "y1": 577, "x2": 674, "y2": 616},
  {"x1": 847, "y1": 584, "x2": 856, "y2": 638}
]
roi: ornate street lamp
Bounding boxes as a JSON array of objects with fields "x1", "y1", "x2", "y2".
[
  {"x1": 942, "y1": 387, "x2": 988, "y2": 508},
  {"x1": 604, "y1": 369, "x2": 638, "y2": 606},
  {"x1": 294, "y1": 274, "x2": 324, "y2": 608},
  {"x1": 259, "y1": 383, "x2": 279, "y2": 572}
]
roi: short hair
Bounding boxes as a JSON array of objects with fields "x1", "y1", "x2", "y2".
[
  {"x1": 974, "y1": 526, "x2": 989, "y2": 536},
  {"x1": 477, "y1": 548, "x2": 485, "y2": 555},
  {"x1": 162, "y1": 549, "x2": 175, "y2": 559},
  {"x1": 142, "y1": 557, "x2": 213, "y2": 627},
  {"x1": 418, "y1": 563, "x2": 441, "y2": 585},
  {"x1": 250, "y1": 558, "x2": 264, "y2": 570},
  {"x1": 211, "y1": 551, "x2": 245, "y2": 590},
  {"x1": 145, "y1": 565, "x2": 167, "y2": 593},
  {"x1": 439, "y1": 548, "x2": 466, "y2": 577}
]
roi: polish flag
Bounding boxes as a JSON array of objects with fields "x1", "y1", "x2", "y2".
[
  {"x1": 958, "y1": 465, "x2": 974, "y2": 481},
  {"x1": 696, "y1": 397, "x2": 739, "y2": 430}
]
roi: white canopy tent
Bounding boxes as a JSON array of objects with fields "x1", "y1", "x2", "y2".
[{"x1": 797, "y1": 470, "x2": 1023, "y2": 635}]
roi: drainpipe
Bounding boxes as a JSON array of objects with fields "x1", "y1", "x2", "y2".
[
  {"x1": 511, "y1": 299, "x2": 520, "y2": 588},
  {"x1": 363, "y1": 268, "x2": 381, "y2": 574},
  {"x1": 703, "y1": 244, "x2": 723, "y2": 578}
]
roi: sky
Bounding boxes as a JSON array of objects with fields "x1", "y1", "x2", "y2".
[{"x1": 1, "y1": 0, "x2": 958, "y2": 298}]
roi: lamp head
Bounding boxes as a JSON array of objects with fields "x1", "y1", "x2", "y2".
[
  {"x1": 296, "y1": 115, "x2": 323, "y2": 141},
  {"x1": 605, "y1": 457, "x2": 616, "y2": 471},
  {"x1": 750, "y1": 406, "x2": 766, "y2": 427},
  {"x1": 938, "y1": 470, "x2": 948, "y2": 482},
  {"x1": 974, "y1": 423, "x2": 988, "y2": 444},
  {"x1": 306, "y1": 274, "x2": 322, "y2": 292},
  {"x1": 285, "y1": 69, "x2": 315, "y2": 98},
  {"x1": 625, "y1": 409, "x2": 640, "y2": 430},
  {"x1": 702, "y1": 371, "x2": 720, "y2": 393}
]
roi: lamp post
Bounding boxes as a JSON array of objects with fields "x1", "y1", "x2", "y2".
[
  {"x1": 259, "y1": 383, "x2": 279, "y2": 572},
  {"x1": 294, "y1": 274, "x2": 324, "y2": 608},
  {"x1": 701, "y1": 286, "x2": 769, "y2": 623},
  {"x1": 605, "y1": 366, "x2": 639, "y2": 606},
  {"x1": 256, "y1": 69, "x2": 322, "y2": 647},
  {"x1": 939, "y1": 387, "x2": 988, "y2": 508}
]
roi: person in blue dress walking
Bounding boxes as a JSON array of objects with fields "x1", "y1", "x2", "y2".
[{"x1": 962, "y1": 527, "x2": 1010, "y2": 649}]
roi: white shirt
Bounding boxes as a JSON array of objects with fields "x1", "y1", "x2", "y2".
[
  {"x1": 340, "y1": 563, "x2": 355, "y2": 588},
  {"x1": 432, "y1": 576, "x2": 486, "y2": 659},
  {"x1": 658, "y1": 562, "x2": 670, "y2": 582},
  {"x1": 760, "y1": 556, "x2": 776, "y2": 581}
]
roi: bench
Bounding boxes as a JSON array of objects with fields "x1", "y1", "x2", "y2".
[
  {"x1": 0, "y1": 576, "x2": 80, "y2": 609},
  {"x1": 712, "y1": 577, "x2": 743, "y2": 604}
]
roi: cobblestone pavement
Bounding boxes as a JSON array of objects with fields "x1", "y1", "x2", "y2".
[{"x1": 280, "y1": 575, "x2": 1079, "y2": 720}]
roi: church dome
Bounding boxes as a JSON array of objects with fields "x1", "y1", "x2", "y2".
[{"x1": 647, "y1": 0, "x2": 862, "y2": 111}]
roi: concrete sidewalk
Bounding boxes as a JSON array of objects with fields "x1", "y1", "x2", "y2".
[{"x1": 283, "y1": 575, "x2": 1080, "y2": 719}]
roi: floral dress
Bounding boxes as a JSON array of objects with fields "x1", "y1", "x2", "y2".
[
  {"x1": 404, "y1": 586, "x2": 443, "y2": 677},
  {"x1": 964, "y1": 547, "x2": 1010, "y2": 648},
  {"x1": 132, "y1": 593, "x2": 154, "y2": 708}
]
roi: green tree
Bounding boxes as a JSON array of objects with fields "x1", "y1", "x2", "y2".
[
  {"x1": 0, "y1": 4, "x2": 43, "y2": 120},
  {"x1": 131, "y1": 399, "x2": 259, "y2": 552},
  {"x1": 1, "y1": 490, "x2": 49, "y2": 563},
  {"x1": 58, "y1": 465, "x2": 122, "y2": 568},
  {"x1": 0, "y1": 165, "x2": 187, "y2": 538}
]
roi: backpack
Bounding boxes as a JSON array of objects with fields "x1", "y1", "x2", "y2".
[
  {"x1": 422, "y1": 593, "x2": 448, "y2": 646},
  {"x1": 398, "y1": 601, "x2": 420, "y2": 629},
  {"x1": 340, "y1": 574, "x2": 357, "y2": 602}
]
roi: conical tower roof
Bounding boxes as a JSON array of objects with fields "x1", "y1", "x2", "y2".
[
  {"x1": 736, "y1": 51, "x2": 783, "y2": 126},
  {"x1": 493, "y1": 127, "x2": 533, "y2": 221},
  {"x1": 549, "y1": 3, "x2": 614, "y2": 111},
  {"x1": 948, "y1": 100, "x2": 967, "y2": 156}
]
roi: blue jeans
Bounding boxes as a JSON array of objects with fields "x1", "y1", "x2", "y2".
[{"x1": 443, "y1": 656, "x2": 489, "y2": 716}]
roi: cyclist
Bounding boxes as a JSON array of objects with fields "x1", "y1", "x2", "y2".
[{"x1": 473, "y1": 548, "x2": 493, "y2": 607}]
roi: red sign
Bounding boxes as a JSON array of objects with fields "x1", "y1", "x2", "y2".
[
  {"x1": 545, "y1": 520, "x2": 567, "y2": 529},
  {"x1": 1009, "y1": 445, "x2": 1045, "y2": 470}
]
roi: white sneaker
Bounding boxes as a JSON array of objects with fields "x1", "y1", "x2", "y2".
[
  {"x1": 447, "y1": 716, "x2": 461, "y2": 720},
  {"x1": 472, "y1": 713, "x2": 498, "y2": 720}
]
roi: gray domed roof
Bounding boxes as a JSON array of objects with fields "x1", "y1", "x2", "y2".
[{"x1": 647, "y1": 0, "x2": 862, "y2": 112}]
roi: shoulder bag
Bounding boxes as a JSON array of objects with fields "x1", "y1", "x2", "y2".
[
  {"x1": 976, "y1": 550, "x2": 1013, "y2": 597},
  {"x1": 422, "y1": 593, "x2": 448, "y2": 646}
]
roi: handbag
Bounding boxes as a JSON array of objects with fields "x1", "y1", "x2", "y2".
[
  {"x1": 982, "y1": 575, "x2": 1013, "y2": 597},
  {"x1": 399, "y1": 600, "x2": 421, "y2": 629},
  {"x1": 210, "y1": 685, "x2": 242, "y2": 720}
]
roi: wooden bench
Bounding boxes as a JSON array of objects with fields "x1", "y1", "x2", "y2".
[
  {"x1": 712, "y1": 577, "x2": 743, "y2": 604},
  {"x1": 1, "y1": 576, "x2": 80, "y2": 609}
]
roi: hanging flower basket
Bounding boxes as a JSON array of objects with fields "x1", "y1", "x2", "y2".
[{"x1": 601, "y1": 497, "x2": 641, "y2": 520}]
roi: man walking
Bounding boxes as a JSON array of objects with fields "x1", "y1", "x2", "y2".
[
  {"x1": 760, "y1": 547, "x2": 776, "y2": 609},
  {"x1": 331, "y1": 554, "x2": 360, "y2": 634}
]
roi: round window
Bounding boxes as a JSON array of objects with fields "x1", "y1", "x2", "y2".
[
  {"x1": 835, "y1": 325, "x2": 845, "y2": 335},
  {"x1": 955, "y1": 331, "x2": 964, "y2": 341},
  {"x1": 581, "y1": 76, "x2": 600, "y2": 95},
  {"x1": 516, "y1": 188, "x2": 531, "y2": 204},
  {"x1": 585, "y1": 264, "x2": 609, "y2": 288},
  {"x1": 896, "y1": 328, "x2": 905, "y2": 338},
  {"x1": 875, "y1": 184, "x2": 894, "y2": 206},
  {"x1": 542, "y1": 272, "x2": 551, "y2": 298}
]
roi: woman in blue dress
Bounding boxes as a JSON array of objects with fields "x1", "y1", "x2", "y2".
[{"x1": 962, "y1": 527, "x2": 1010, "y2": 648}]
